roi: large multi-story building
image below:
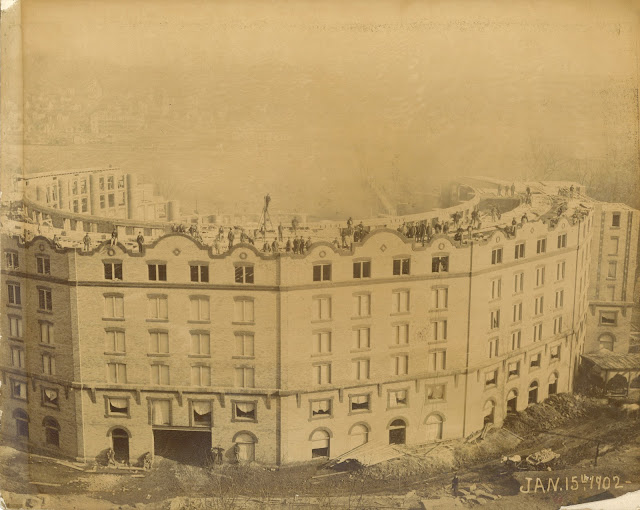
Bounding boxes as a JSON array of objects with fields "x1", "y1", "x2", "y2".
[{"x1": 2, "y1": 179, "x2": 611, "y2": 466}]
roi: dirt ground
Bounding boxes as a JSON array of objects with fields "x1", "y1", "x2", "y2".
[{"x1": 1, "y1": 394, "x2": 639, "y2": 509}]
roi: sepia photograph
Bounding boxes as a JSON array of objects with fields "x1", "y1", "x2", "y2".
[{"x1": 1, "y1": 1, "x2": 640, "y2": 509}]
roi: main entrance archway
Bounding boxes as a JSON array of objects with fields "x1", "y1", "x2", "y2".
[
  {"x1": 388, "y1": 418, "x2": 407, "y2": 445},
  {"x1": 111, "y1": 428, "x2": 130, "y2": 464}
]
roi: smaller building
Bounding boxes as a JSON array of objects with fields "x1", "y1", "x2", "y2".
[{"x1": 581, "y1": 352, "x2": 640, "y2": 398}]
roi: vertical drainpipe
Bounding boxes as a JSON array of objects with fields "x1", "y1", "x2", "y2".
[
  {"x1": 462, "y1": 240, "x2": 474, "y2": 438},
  {"x1": 275, "y1": 253, "x2": 282, "y2": 465}
]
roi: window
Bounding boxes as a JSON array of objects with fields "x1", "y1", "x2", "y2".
[
  {"x1": 535, "y1": 266, "x2": 546, "y2": 287},
  {"x1": 488, "y1": 338, "x2": 499, "y2": 359},
  {"x1": 556, "y1": 261, "x2": 566, "y2": 281},
  {"x1": 353, "y1": 327, "x2": 370, "y2": 350},
  {"x1": 42, "y1": 388, "x2": 59, "y2": 408},
  {"x1": 12, "y1": 380, "x2": 27, "y2": 400},
  {"x1": 512, "y1": 302, "x2": 522, "y2": 323},
  {"x1": 432, "y1": 256, "x2": 449, "y2": 273},
  {"x1": 107, "y1": 362, "x2": 127, "y2": 383},
  {"x1": 148, "y1": 296, "x2": 168, "y2": 320},
  {"x1": 557, "y1": 233, "x2": 567, "y2": 249},
  {"x1": 314, "y1": 363, "x2": 331, "y2": 385},
  {"x1": 533, "y1": 322, "x2": 543, "y2": 342},
  {"x1": 599, "y1": 334, "x2": 614, "y2": 351},
  {"x1": 108, "y1": 194, "x2": 115, "y2": 207},
  {"x1": 190, "y1": 265, "x2": 209, "y2": 283},
  {"x1": 514, "y1": 242, "x2": 525, "y2": 259},
  {"x1": 38, "y1": 288, "x2": 53, "y2": 311},
  {"x1": 9, "y1": 316, "x2": 23, "y2": 339},
  {"x1": 104, "y1": 295, "x2": 124, "y2": 318},
  {"x1": 393, "y1": 354, "x2": 409, "y2": 375},
  {"x1": 352, "y1": 358, "x2": 370, "y2": 380},
  {"x1": 73, "y1": 199, "x2": 79, "y2": 213},
  {"x1": 349, "y1": 394, "x2": 370, "y2": 412},
  {"x1": 233, "y1": 402, "x2": 257, "y2": 422},
  {"x1": 107, "y1": 176, "x2": 115, "y2": 190},
  {"x1": 511, "y1": 330, "x2": 522, "y2": 350},
  {"x1": 313, "y1": 263, "x2": 332, "y2": 282},
  {"x1": 235, "y1": 333, "x2": 254, "y2": 357},
  {"x1": 192, "y1": 401, "x2": 212, "y2": 426},
  {"x1": 425, "y1": 384, "x2": 446, "y2": 401},
  {"x1": 234, "y1": 265, "x2": 254, "y2": 284},
  {"x1": 99, "y1": 177, "x2": 105, "y2": 190},
  {"x1": 599, "y1": 311, "x2": 617, "y2": 326},
  {"x1": 107, "y1": 397, "x2": 129, "y2": 417},
  {"x1": 81, "y1": 198, "x2": 88, "y2": 212},
  {"x1": 311, "y1": 429, "x2": 331, "y2": 458},
  {"x1": 534, "y1": 295, "x2": 544, "y2": 316},
  {"x1": 36, "y1": 256, "x2": 51, "y2": 275},
  {"x1": 234, "y1": 366, "x2": 255, "y2": 388},
  {"x1": 353, "y1": 294, "x2": 371, "y2": 317},
  {"x1": 490, "y1": 309, "x2": 500, "y2": 329},
  {"x1": 148, "y1": 264, "x2": 167, "y2": 281},
  {"x1": 150, "y1": 331, "x2": 169, "y2": 354},
  {"x1": 612, "y1": 212, "x2": 620, "y2": 227},
  {"x1": 311, "y1": 399, "x2": 332, "y2": 418},
  {"x1": 117, "y1": 175, "x2": 125, "y2": 189},
  {"x1": 106, "y1": 330, "x2": 125, "y2": 352},
  {"x1": 151, "y1": 400, "x2": 171, "y2": 426},
  {"x1": 485, "y1": 370, "x2": 497, "y2": 387},
  {"x1": 550, "y1": 344, "x2": 561, "y2": 361},
  {"x1": 190, "y1": 365, "x2": 211, "y2": 386},
  {"x1": 607, "y1": 261, "x2": 617, "y2": 279},
  {"x1": 536, "y1": 238, "x2": 547, "y2": 254},
  {"x1": 555, "y1": 289, "x2": 564, "y2": 309},
  {"x1": 491, "y1": 278, "x2": 502, "y2": 300},
  {"x1": 42, "y1": 353, "x2": 55, "y2": 375},
  {"x1": 392, "y1": 323, "x2": 409, "y2": 345},
  {"x1": 610, "y1": 237, "x2": 619, "y2": 255},
  {"x1": 432, "y1": 320, "x2": 447, "y2": 341},
  {"x1": 100, "y1": 195, "x2": 105, "y2": 209},
  {"x1": 104, "y1": 262, "x2": 123, "y2": 280},
  {"x1": 389, "y1": 389, "x2": 408, "y2": 408},
  {"x1": 5, "y1": 252, "x2": 18, "y2": 269},
  {"x1": 14, "y1": 409, "x2": 29, "y2": 436},
  {"x1": 392, "y1": 290, "x2": 410, "y2": 314},
  {"x1": 233, "y1": 298, "x2": 254, "y2": 323},
  {"x1": 190, "y1": 296, "x2": 210, "y2": 321},
  {"x1": 353, "y1": 260, "x2": 371, "y2": 278},
  {"x1": 429, "y1": 350, "x2": 446, "y2": 371},
  {"x1": 513, "y1": 272, "x2": 524, "y2": 294},
  {"x1": 508, "y1": 361, "x2": 520, "y2": 379},
  {"x1": 491, "y1": 248, "x2": 503, "y2": 265},
  {"x1": 11, "y1": 347, "x2": 24, "y2": 368},
  {"x1": 313, "y1": 331, "x2": 332, "y2": 354},
  {"x1": 151, "y1": 364, "x2": 170, "y2": 385},
  {"x1": 432, "y1": 287, "x2": 448, "y2": 309},
  {"x1": 8, "y1": 283, "x2": 21, "y2": 306},
  {"x1": 393, "y1": 258, "x2": 410, "y2": 275},
  {"x1": 312, "y1": 296, "x2": 331, "y2": 321},
  {"x1": 530, "y1": 353, "x2": 541, "y2": 369}
]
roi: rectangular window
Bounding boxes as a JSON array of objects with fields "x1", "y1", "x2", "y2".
[
  {"x1": 233, "y1": 401, "x2": 257, "y2": 422},
  {"x1": 537, "y1": 238, "x2": 547, "y2": 254},
  {"x1": 553, "y1": 316, "x2": 563, "y2": 335},
  {"x1": 234, "y1": 366, "x2": 255, "y2": 388},
  {"x1": 508, "y1": 361, "x2": 520, "y2": 379},
  {"x1": 104, "y1": 262, "x2": 123, "y2": 281},
  {"x1": 107, "y1": 397, "x2": 129, "y2": 416},
  {"x1": 189, "y1": 296, "x2": 210, "y2": 321},
  {"x1": 530, "y1": 353, "x2": 541, "y2": 368},
  {"x1": 233, "y1": 298, "x2": 254, "y2": 323},
  {"x1": 235, "y1": 333, "x2": 254, "y2": 357},
  {"x1": 432, "y1": 256, "x2": 449, "y2": 273},
  {"x1": 512, "y1": 302, "x2": 523, "y2": 323},
  {"x1": 81, "y1": 198, "x2": 88, "y2": 212},
  {"x1": 10, "y1": 316, "x2": 23, "y2": 339},
  {"x1": 491, "y1": 248, "x2": 503, "y2": 265},
  {"x1": 104, "y1": 295, "x2": 124, "y2": 318},
  {"x1": 148, "y1": 296, "x2": 168, "y2": 320},
  {"x1": 514, "y1": 242, "x2": 525, "y2": 259},
  {"x1": 148, "y1": 264, "x2": 167, "y2": 281},
  {"x1": 555, "y1": 289, "x2": 564, "y2": 309},
  {"x1": 8, "y1": 283, "x2": 21, "y2": 306},
  {"x1": 190, "y1": 332, "x2": 210, "y2": 355},
  {"x1": 190, "y1": 265, "x2": 209, "y2": 283},
  {"x1": 392, "y1": 290, "x2": 410, "y2": 314},
  {"x1": 349, "y1": 394, "x2": 370, "y2": 412},
  {"x1": 352, "y1": 359, "x2": 370, "y2": 380},
  {"x1": 312, "y1": 297, "x2": 331, "y2": 321},
  {"x1": 5, "y1": 252, "x2": 19, "y2": 269},
  {"x1": 192, "y1": 401, "x2": 212, "y2": 426},
  {"x1": 557, "y1": 233, "x2": 567, "y2": 249},
  {"x1": 612, "y1": 212, "x2": 620, "y2": 227},
  {"x1": 311, "y1": 399, "x2": 332, "y2": 418},
  {"x1": 107, "y1": 176, "x2": 115, "y2": 190},
  {"x1": 106, "y1": 330, "x2": 125, "y2": 352},
  {"x1": 151, "y1": 364, "x2": 170, "y2": 385},
  {"x1": 425, "y1": 384, "x2": 446, "y2": 401},
  {"x1": 610, "y1": 237, "x2": 619, "y2": 255},
  {"x1": 533, "y1": 322, "x2": 543, "y2": 342},
  {"x1": 190, "y1": 365, "x2": 211, "y2": 386},
  {"x1": 550, "y1": 345, "x2": 561, "y2": 360},
  {"x1": 485, "y1": 370, "x2": 497, "y2": 387},
  {"x1": 394, "y1": 323, "x2": 409, "y2": 345},
  {"x1": 36, "y1": 256, "x2": 51, "y2": 275},
  {"x1": 536, "y1": 266, "x2": 546, "y2": 287},
  {"x1": 150, "y1": 331, "x2": 169, "y2": 354},
  {"x1": 607, "y1": 261, "x2": 617, "y2": 279},
  {"x1": 73, "y1": 199, "x2": 79, "y2": 213},
  {"x1": 432, "y1": 320, "x2": 447, "y2": 341},
  {"x1": 393, "y1": 354, "x2": 409, "y2": 375},
  {"x1": 599, "y1": 311, "x2": 617, "y2": 326},
  {"x1": 534, "y1": 295, "x2": 544, "y2": 316},
  {"x1": 353, "y1": 260, "x2": 371, "y2": 279},
  {"x1": 234, "y1": 265, "x2": 254, "y2": 284},
  {"x1": 429, "y1": 350, "x2": 446, "y2": 371},
  {"x1": 117, "y1": 175, "x2": 125, "y2": 189},
  {"x1": 108, "y1": 194, "x2": 115, "y2": 207},
  {"x1": 488, "y1": 337, "x2": 499, "y2": 358},
  {"x1": 151, "y1": 400, "x2": 171, "y2": 426},
  {"x1": 11, "y1": 347, "x2": 24, "y2": 368},
  {"x1": 107, "y1": 362, "x2": 127, "y2": 383},
  {"x1": 38, "y1": 288, "x2": 53, "y2": 311},
  {"x1": 556, "y1": 261, "x2": 566, "y2": 281},
  {"x1": 100, "y1": 195, "x2": 106, "y2": 209},
  {"x1": 393, "y1": 258, "x2": 410, "y2": 275},
  {"x1": 12, "y1": 380, "x2": 27, "y2": 400},
  {"x1": 313, "y1": 331, "x2": 332, "y2": 354},
  {"x1": 490, "y1": 309, "x2": 500, "y2": 329},
  {"x1": 353, "y1": 327, "x2": 370, "y2": 350},
  {"x1": 314, "y1": 363, "x2": 331, "y2": 385},
  {"x1": 313, "y1": 263, "x2": 332, "y2": 282},
  {"x1": 513, "y1": 272, "x2": 524, "y2": 294},
  {"x1": 99, "y1": 177, "x2": 105, "y2": 190},
  {"x1": 511, "y1": 330, "x2": 522, "y2": 350},
  {"x1": 42, "y1": 353, "x2": 55, "y2": 375},
  {"x1": 353, "y1": 294, "x2": 371, "y2": 317},
  {"x1": 491, "y1": 278, "x2": 502, "y2": 300},
  {"x1": 432, "y1": 287, "x2": 448, "y2": 309}
]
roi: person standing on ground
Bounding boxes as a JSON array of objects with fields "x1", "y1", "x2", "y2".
[
  {"x1": 83, "y1": 233, "x2": 91, "y2": 252},
  {"x1": 452, "y1": 472, "x2": 459, "y2": 497},
  {"x1": 228, "y1": 228, "x2": 235, "y2": 248}
]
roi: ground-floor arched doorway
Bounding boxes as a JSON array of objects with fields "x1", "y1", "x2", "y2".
[
  {"x1": 388, "y1": 419, "x2": 407, "y2": 445},
  {"x1": 111, "y1": 428, "x2": 130, "y2": 464}
]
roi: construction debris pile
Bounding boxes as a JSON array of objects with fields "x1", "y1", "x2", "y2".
[{"x1": 455, "y1": 483, "x2": 502, "y2": 505}]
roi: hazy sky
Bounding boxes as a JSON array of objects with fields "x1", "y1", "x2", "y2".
[{"x1": 13, "y1": 0, "x2": 640, "y2": 214}]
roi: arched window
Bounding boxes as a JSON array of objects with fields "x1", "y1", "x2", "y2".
[
  {"x1": 506, "y1": 389, "x2": 518, "y2": 413},
  {"x1": 528, "y1": 381, "x2": 539, "y2": 405},
  {"x1": 234, "y1": 432, "x2": 256, "y2": 462},
  {"x1": 388, "y1": 418, "x2": 407, "y2": 445},
  {"x1": 43, "y1": 417, "x2": 60, "y2": 447},
  {"x1": 348, "y1": 423, "x2": 369, "y2": 448},
  {"x1": 310, "y1": 429, "x2": 330, "y2": 458},
  {"x1": 111, "y1": 428, "x2": 130, "y2": 463},
  {"x1": 14, "y1": 409, "x2": 28, "y2": 438},
  {"x1": 599, "y1": 334, "x2": 614, "y2": 351},
  {"x1": 483, "y1": 400, "x2": 495, "y2": 425},
  {"x1": 548, "y1": 372, "x2": 559, "y2": 396},
  {"x1": 425, "y1": 414, "x2": 444, "y2": 441}
]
